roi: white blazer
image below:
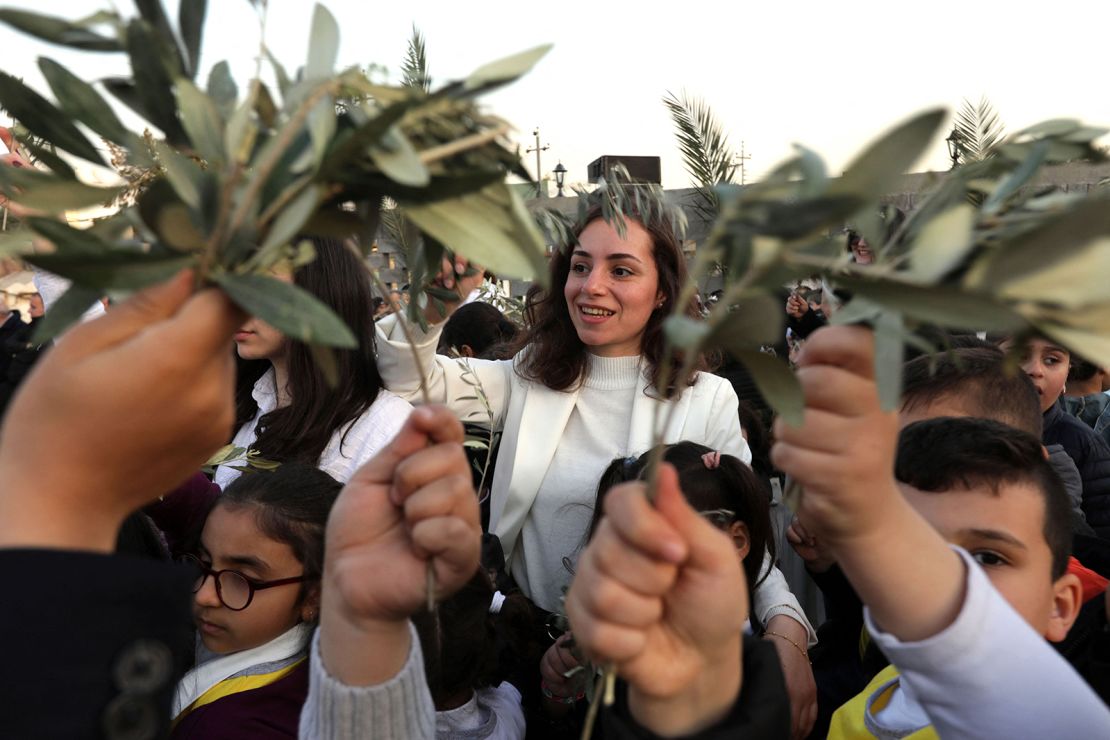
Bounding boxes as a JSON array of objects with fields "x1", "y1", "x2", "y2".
[{"x1": 376, "y1": 314, "x2": 816, "y2": 642}]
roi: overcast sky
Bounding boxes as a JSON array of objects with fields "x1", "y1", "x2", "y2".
[{"x1": 4, "y1": 0, "x2": 1110, "y2": 190}]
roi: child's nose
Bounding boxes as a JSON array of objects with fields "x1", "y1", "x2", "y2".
[{"x1": 194, "y1": 573, "x2": 222, "y2": 608}]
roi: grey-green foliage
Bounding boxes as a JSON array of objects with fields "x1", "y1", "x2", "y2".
[
  {"x1": 0, "y1": 1, "x2": 551, "y2": 346},
  {"x1": 662, "y1": 110, "x2": 1110, "y2": 425}
]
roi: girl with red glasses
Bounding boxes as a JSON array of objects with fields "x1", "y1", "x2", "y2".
[{"x1": 171, "y1": 463, "x2": 341, "y2": 738}]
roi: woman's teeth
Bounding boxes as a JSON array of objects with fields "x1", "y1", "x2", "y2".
[{"x1": 581, "y1": 307, "x2": 614, "y2": 316}]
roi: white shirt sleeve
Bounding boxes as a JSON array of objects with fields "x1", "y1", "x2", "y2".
[{"x1": 865, "y1": 546, "x2": 1110, "y2": 739}]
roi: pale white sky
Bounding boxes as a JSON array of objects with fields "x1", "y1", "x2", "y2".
[{"x1": 4, "y1": 0, "x2": 1110, "y2": 189}]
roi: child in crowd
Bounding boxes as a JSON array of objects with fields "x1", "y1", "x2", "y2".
[
  {"x1": 795, "y1": 344, "x2": 1101, "y2": 737},
  {"x1": 413, "y1": 571, "x2": 529, "y2": 739},
  {"x1": 995, "y1": 334, "x2": 1110, "y2": 537},
  {"x1": 219, "y1": 236, "x2": 411, "y2": 488},
  {"x1": 1065, "y1": 356, "x2": 1110, "y2": 446},
  {"x1": 776, "y1": 326, "x2": 1110, "y2": 738},
  {"x1": 537, "y1": 442, "x2": 781, "y2": 728},
  {"x1": 172, "y1": 463, "x2": 341, "y2": 738}
]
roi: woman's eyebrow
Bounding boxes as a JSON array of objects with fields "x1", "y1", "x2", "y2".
[
  {"x1": 571, "y1": 249, "x2": 642, "y2": 263},
  {"x1": 224, "y1": 554, "x2": 270, "y2": 573}
]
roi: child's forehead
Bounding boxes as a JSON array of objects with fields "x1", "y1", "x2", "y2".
[{"x1": 899, "y1": 479, "x2": 1047, "y2": 546}]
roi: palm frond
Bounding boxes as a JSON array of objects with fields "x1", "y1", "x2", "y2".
[
  {"x1": 401, "y1": 24, "x2": 429, "y2": 93},
  {"x1": 953, "y1": 96, "x2": 1005, "y2": 164},
  {"x1": 663, "y1": 90, "x2": 736, "y2": 219}
]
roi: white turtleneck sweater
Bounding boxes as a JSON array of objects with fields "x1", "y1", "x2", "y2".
[{"x1": 512, "y1": 354, "x2": 641, "y2": 613}]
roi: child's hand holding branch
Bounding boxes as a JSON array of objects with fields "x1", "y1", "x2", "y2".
[
  {"x1": 319, "y1": 405, "x2": 481, "y2": 686},
  {"x1": 771, "y1": 325, "x2": 966, "y2": 641},
  {"x1": 565, "y1": 465, "x2": 746, "y2": 736}
]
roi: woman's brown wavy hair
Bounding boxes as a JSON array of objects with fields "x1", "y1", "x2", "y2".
[{"x1": 513, "y1": 205, "x2": 708, "y2": 394}]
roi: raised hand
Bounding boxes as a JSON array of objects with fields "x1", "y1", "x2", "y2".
[
  {"x1": 0, "y1": 270, "x2": 243, "y2": 551},
  {"x1": 319, "y1": 405, "x2": 481, "y2": 685},
  {"x1": 565, "y1": 465, "x2": 746, "y2": 736},
  {"x1": 422, "y1": 254, "x2": 487, "y2": 324}
]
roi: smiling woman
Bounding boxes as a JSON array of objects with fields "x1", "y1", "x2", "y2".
[{"x1": 374, "y1": 205, "x2": 816, "y2": 695}]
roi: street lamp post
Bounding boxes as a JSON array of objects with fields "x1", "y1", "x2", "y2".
[
  {"x1": 526, "y1": 128, "x2": 549, "y2": 198},
  {"x1": 554, "y1": 161, "x2": 567, "y2": 197},
  {"x1": 945, "y1": 129, "x2": 961, "y2": 169}
]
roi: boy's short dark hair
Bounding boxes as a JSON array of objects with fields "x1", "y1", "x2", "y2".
[
  {"x1": 901, "y1": 347, "x2": 1043, "y2": 437},
  {"x1": 1068, "y1": 357, "x2": 1100, "y2": 384},
  {"x1": 896, "y1": 417, "x2": 1072, "y2": 579}
]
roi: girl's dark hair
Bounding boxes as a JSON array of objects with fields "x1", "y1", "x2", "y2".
[
  {"x1": 234, "y1": 236, "x2": 385, "y2": 466},
  {"x1": 412, "y1": 569, "x2": 533, "y2": 707},
  {"x1": 587, "y1": 442, "x2": 774, "y2": 593},
  {"x1": 216, "y1": 463, "x2": 342, "y2": 612},
  {"x1": 512, "y1": 206, "x2": 708, "y2": 393},
  {"x1": 440, "y1": 301, "x2": 520, "y2": 359}
]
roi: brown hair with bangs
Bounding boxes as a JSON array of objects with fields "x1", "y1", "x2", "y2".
[{"x1": 512, "y1": 205, "x2": 708, "y2": 394}]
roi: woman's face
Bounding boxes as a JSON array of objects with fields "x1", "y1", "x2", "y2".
[
  {"x1": 564, "y1": 218, "x2": 664, "y2": 358},
  {"x1": 234, "y1": 317, "x2": 287, "y2": 361},
  {"x1": 193, "y1": 504, "x2": 310, "y2": 654},
  {"x1": 849, "y1": 236, "x2": 874, "y2": 265},
  {"x1": 1003, "y1": 337, "x2": 1070, "y2": 413}
]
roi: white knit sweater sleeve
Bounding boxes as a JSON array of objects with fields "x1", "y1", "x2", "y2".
[
  {"x1": 299, "y1": 622, "x2": 435, "y2": 740},
  {"x1": 865, "y1": 546, "x2": 1110, "y2": 738}
]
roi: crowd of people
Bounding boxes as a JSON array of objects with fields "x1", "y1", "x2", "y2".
[{"x1": 4, "y1": 196, "x2": 1110, "y2": 740}]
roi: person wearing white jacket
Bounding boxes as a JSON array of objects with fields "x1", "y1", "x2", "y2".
[{"x1": 377, "y1": 206, "x2": 818, "y2": 735}]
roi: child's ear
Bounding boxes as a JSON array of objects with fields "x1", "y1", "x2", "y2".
[
  {"x1": 300, "y1": 584, "x2": 322, "y2": 623},
  {"x1": 728, "y1": 521, "x2": 751, "y2": 562},
  {"x1": 1045, "y1": 572, "x2": 1083, "y2": 643}
]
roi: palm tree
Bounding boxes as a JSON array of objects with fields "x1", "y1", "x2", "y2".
[
  {"x1": 951, "y1": 96, "x2": 1005, "y2": 165},
  {"x1": 400, "y1": 25, "x2": 430, "y2": 93},
  {"x1": 662, "y1": 90, "x2": 737, "y2": 220}
]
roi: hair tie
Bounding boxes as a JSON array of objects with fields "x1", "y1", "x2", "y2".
[
  {"x1": 489, "y1": 590, "x2": 506, "y2": 615},
  {"x1": 702, "y1": 451, "x2": 721, "y2": 470}
]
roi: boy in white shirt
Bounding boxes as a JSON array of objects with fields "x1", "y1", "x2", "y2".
[{"x1": 773, "y1": 326, "x2": 1110, "y2": 738}]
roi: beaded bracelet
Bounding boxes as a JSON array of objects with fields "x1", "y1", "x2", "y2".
[
  {"x1": 765, "y1": 630, "x2": 810, "y2": 662},
  {"x1": 540, "y1": 679, "x2": 585, "y2": 705}
]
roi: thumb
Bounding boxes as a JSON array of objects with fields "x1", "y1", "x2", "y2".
[
  {"x1": 654, "y1": 463, "x2": 734, "y2": 570},
  {"x1": 51, "y1": 270, "x2": 193, "y2": 360}
]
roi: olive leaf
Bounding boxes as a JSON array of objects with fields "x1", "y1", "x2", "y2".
[
  {"x1": 31, "y1": 284, "x2": 103, "y2": 344},
  {"x1": 38, "y1": 57, "x2": 130, "y2": 145},
  {"x1": 28, "y1": 250, "x2": 195, "y2": 291},
  {"x1": 175, "y1": 78, "x2": 225, "y2": 164},
  {"x1": 0, "y1": 9, "x2": 122, "y2": 51},
  {"x1": 178, "y1": 0, "x2": 208, "y2": 79},
  {"x1": 735, "y1": 350, "x2": 804, "y2": 426},
  {"x1": 0, "y1": 71, "x2": 103, "y2": 163},
  {"x1": 213, "y1": 272, "x2": 357, "y2": 349},
  {"x1": 404, "y1": 182, "x2": 548, "y2": 281}
]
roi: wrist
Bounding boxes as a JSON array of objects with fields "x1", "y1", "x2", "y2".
[
  {"x1": 0, "y1": 477, "x2": 124, "y2": 552},
  {"x1": 627, "y1": 635, "x2": 742, "y2": 737},
  {"x1": 319, "y1": 575, "x2": 411, "y2": 686}
]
